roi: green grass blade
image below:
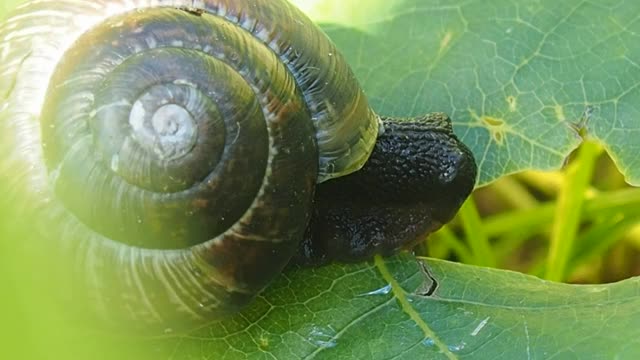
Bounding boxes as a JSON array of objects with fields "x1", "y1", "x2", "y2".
[
  {"x1": 459, "y1": 197, "x2": 496, "y2": 267},
  {"x1": 545, "y1": 141, "x2": 600, "y2": 281}
]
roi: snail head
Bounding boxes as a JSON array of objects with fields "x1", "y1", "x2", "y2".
[{"x1": 296, "y1": 112, "x2": 478, "y2": 265}]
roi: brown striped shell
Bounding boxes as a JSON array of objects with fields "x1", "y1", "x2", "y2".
[{"x1": 0, "y1": 0, "x2": 381, "y2": 331}]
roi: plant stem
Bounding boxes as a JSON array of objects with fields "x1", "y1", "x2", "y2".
[{"x1": 544, "y1": 140, "x2": 600, "y2": 281}]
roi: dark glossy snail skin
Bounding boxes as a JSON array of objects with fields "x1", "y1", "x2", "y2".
[
  {"x1": 297, "y1": 113, "x2": 476, "y2": 265},
  {"x1": 0, "y1": 0, "x2": 476, "y2": 333}
]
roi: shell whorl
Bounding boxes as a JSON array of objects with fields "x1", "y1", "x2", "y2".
[{"x1": 0, "y1": 0, "x2": 379, "y2": 330}]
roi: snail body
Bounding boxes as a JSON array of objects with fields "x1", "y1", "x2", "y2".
[{"x1": 0, "y1": 0, "x2": 476, "y2": 332}]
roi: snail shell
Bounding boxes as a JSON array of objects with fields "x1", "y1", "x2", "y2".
[{"x1": 0, "y1": 0, "x2": 380, "y2": 331}]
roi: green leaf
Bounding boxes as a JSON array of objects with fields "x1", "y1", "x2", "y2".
[
  {"x1": 293, "y1": 0, "x2": 640, "y2": 187},
  {"x1": 2, "y1": 0, "x2": 640, "y2": 359},
  {"x1": 156, "y1": 254, "x2": 640, "y2": 359},
  {"x1": 14, "y1": 253, "x2": 640, "y2": 359}
]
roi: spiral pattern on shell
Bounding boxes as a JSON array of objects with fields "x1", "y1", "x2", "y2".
[{"x1": 0, "y1": 0, "x2": 380, "y2": 330}]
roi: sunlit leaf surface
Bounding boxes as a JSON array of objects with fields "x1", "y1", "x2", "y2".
[{"x1": 2, "y1": 0, "x2": 640, "y2": 359}]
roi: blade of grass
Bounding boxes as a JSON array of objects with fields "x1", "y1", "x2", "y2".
[
  {"x1": 430, "y1": 226, "x2": 473, "y2": 263},
  {"x1": 483, "y1": 187, "x2": 640, "y2": 238},
  {"x1": 545, "y1": 140, "x2": 601, "y2": 281},
  {"x1": 493, "y1": 231, "x2": 540, "y2": 265},
  {"x1": 489, "y1": 176, "x2": 539, "y2": 210},
  {"x1": 483, "y1": 203, "x2": 555, "y2": 238},
  {"x1": 459, "y1": 196, "x2": 495, "y2": 267},
  {"x1": 517, "y1": 170, "x2": 599, "y2": 199},
  {"x1": 569, "y1": 213, "x2": 640, "y2": 273},
  {"x1": 625, "y1": 224, "x2": 640, "y2": 250}
]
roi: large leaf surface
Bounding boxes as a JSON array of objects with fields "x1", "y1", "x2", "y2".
[
  {"x1": 2, "y1": 0, "x2": 640, "y2": 359},
  {"x1": 11, "y1": 253, "x2": 639, "y2": 359},
  {"x1": 167, "y1": 254, "x2": 640, "y2": 359},
  {"x1": 297, "y1": 0, "x2": 640, "y2": 186}
]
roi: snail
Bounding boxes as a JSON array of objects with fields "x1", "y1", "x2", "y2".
[{"x1": 0, "y1": 0, "x2": 477, "y2": 333}]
